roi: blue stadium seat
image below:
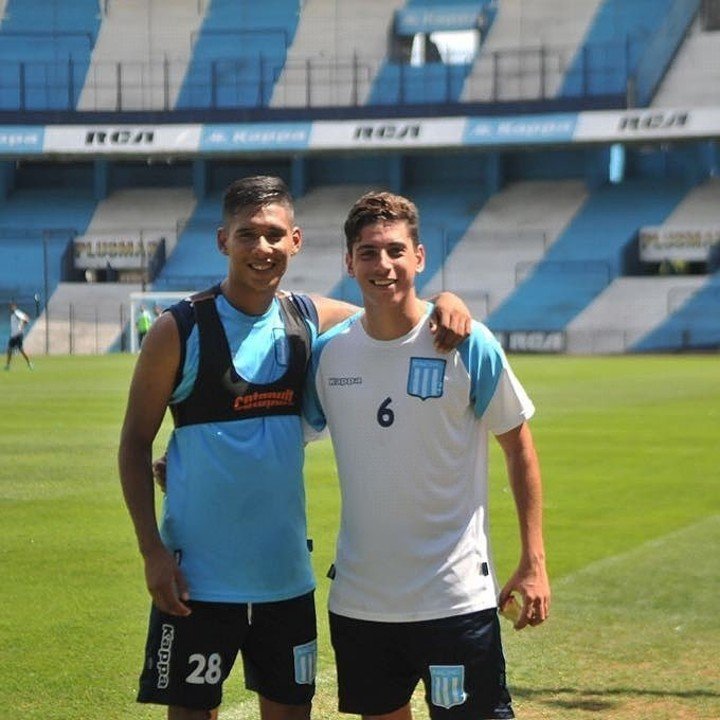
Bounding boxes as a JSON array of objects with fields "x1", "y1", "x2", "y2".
[
  {"x1": 488, "y1": 179, "x2": 694, "y2": 332},
  {"x1": 176, "y1": 0, "x2": 299, "y2": 109},
  {"x1": 634, "y1": 273, "x2": 720, "y2": 351},
  {"x1": 0, "y1": 0, "x2": 99, "y2": 110}
]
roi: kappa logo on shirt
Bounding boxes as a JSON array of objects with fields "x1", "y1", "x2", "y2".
[{"x1": 328, "y1": 376, "x2": 363, "y2": 387}]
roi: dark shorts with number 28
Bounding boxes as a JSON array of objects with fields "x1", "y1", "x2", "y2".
[{"x1": 138, "y1": 593, "x2": 317, "y2": 711}]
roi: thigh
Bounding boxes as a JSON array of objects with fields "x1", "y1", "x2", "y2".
[
  {"x1": 138, "y1": 601, "x2": 247, "y2": 711},
  {"x1": 329, "y1": 612, "x2": 419, "y2": 717},
  {"x1": 417, "y1": 609, "x2": 514, "y2": 720},
  {"x1": 242, "y1": 592, "x2": 317, "y2": 706}
]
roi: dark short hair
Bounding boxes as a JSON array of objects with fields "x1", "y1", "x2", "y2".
[
  {"x1": 344, "y1": 191, "x2": 419, "y2": 252},
  {"x1": 222, "y1": 176, "x2": 294, "y2": 225}
]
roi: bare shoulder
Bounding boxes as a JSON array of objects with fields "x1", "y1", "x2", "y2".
[{"x1": 132, "y1": 312, "x2": 181, "y2": 383}]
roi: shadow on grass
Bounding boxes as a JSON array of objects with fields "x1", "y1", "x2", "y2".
[{"x1": 512, "y1": 685, "x2": 720, "y2": 712}]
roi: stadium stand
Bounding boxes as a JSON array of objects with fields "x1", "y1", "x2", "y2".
[
  {"x1": 150, "y1": 191, "x2": 224, "y2": 291},
  {"x1": 78, "y1": 0, "x2": 203, "y2": 112},
  {"x1": 368, "y1": 0, "x2": 495, "y2": 106},
  {"x1": 559, "y1": 0, "x2": 698, "y2": 104},
  {"x1": 634, "y1": 273, "x2": 720, "y2": 350},
  {"x1": 175, "y1": 0, "x2": 300, "y2": 109},
  {"x1": 486, "y1": 176, "x2": 696, "y2": 332},
  {"x1": 565, "y1": 276, "x2": 707, "y2": 353},
  {"x1": 565, "y1": 177, "x2": 720, "y2": 352},
  {"x1": 82, "y1": 186, "x2": 195, "y2": 258},
  {"x1": 0, "y1": 166, "x2": 97, "y2": 299},
  {"x1": 8, "y1": 184, "x2": 195, "y2": 354},
  {"x1": 24, "y1": 280, "x2": 139, "y2": 355},
  {"x1": 0, "y1": 0, "x2": 100, "y2": 110},
  {"x1": 462, "y1": 0, "x2": 602, "y2": 102},
  {"x1": 652, "y1": 12, "x2": 720, "y2": 107},
  {"x1": 271, "y1": 0, "x2": 405, "y2": 108},
  {"x1": 427, "y1": 180, "x2": 589, "y2": 320}
]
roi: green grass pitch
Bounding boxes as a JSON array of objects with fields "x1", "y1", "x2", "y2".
[{"x1": 1, "y1": 354, "x2": 718, "y2": 719}]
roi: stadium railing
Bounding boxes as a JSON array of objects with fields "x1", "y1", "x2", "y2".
[{"x1": 0, "y1": 39, "x2": 635, "y2": 114}]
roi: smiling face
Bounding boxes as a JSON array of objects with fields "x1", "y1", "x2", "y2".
[
  {"x1": 217, "y1": 201, "x2": 302, "y2": 313},
  {"x1": 346, "y1": 218, "x2": 425, "y2": 311}
]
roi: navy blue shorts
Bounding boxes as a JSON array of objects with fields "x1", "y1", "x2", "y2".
[
  {"x1": 7, "y1": 334, "x2": 23, "y2": 351},
  {"x1": 138, "y1": 593, "x2": 317, "y2": 711},
  {"x1": 329, "y1": 608, "x2": 514, "y2": 719}
]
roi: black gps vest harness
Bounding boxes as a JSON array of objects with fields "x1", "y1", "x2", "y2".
[{"x1": 169, "y1": 285, "x2": 312, "y2": 428}]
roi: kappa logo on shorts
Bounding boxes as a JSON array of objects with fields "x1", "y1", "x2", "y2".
[
  {"x1": 429, "y1": 665, "x2": 467, "y2": 709},
  {"x1": 293, "y1": 639, "x2": 317, "y2": 685},
  {"x1": 407, "y1": 357, "x2": 446, "y2": 400},
  {"x1": 157, "y1": 624, "x2": 175, "y2": 689}
]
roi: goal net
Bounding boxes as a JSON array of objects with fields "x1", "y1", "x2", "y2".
[{"x1": 128, "y1": 290, "x2": 193, "y2": 353}]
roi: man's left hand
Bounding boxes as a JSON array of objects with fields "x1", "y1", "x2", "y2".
[{"x1": 430, "y1": 292, "x2": 472, "y2": 351}]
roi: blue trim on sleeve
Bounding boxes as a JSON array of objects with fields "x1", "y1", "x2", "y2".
[
  {"x1": 458, "y1": 322, "x2": 505, "y2": 417},
  {"x1": 302, "y1": 313, "x2": 361, "y2": 431}
]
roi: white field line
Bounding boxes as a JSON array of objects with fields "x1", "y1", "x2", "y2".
[
  {"x1": 553, "y1": 514, "x2": 719, "y2": 587},
  {"x1": 218, "y1": 515, "x2": 719, "y2": 718}
]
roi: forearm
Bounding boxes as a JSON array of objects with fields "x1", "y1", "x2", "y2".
[
  {"x1": 118, "y1": 439, "x2": 165, "y2": 558},
  {"x1": 506, "y1": 439, "x2": 545, "y2": 567}
]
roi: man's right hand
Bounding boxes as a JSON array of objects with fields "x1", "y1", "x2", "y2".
[
  {"x1": 143, "y1": 545, "x2": 191, "y2": 616},
  {"x1": 153, "y1": 454, "x2": 168, "y2": 493}
]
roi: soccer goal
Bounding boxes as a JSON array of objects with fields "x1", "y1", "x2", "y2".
[{"x1": 128, "y1": 290, "x2": 193, "y2": 353}]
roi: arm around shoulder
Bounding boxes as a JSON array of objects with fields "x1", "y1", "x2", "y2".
[{"x1": 309, "y1": 294, "x2": 359, "y2": 333}]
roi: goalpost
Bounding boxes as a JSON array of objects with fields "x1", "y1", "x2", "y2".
[{"x1": 128, "y1": 290, "x2": 193, "y2": 353}]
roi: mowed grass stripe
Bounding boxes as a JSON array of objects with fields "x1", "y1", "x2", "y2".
[
  {"x1": 223, "y1": 516, "x2": 720, "y2": 720},
  {"x1": 1, "y1": 354, "x2": 718, "y2": 719}
]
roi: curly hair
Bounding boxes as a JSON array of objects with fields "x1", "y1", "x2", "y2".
[{"x1": 344, "y1": 191, "x2": 419, "y2": 252}]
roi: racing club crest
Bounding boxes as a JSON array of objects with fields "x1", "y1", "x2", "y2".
[
  {"x1": 407, "y1": 357, "x2": 446, "y2": 400},
  {"x1": 429, "y1": 665, "x2": 467, "y2": 709}
]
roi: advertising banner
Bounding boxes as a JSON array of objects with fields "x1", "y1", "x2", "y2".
[
  {"x1": 639, "y1": 226, "x2": 720, "y2": 262},
  {"x1": 464, "y1": 114, "x2": 577, "y2": 146},
  {"x1": 200, "y1": 123, "x2": 312, "y2": 152},
  {"x1": 0, "y1": 126, "x2": 44, "y2": 155},
  {"x1": 44, "y1": 125, "x2": 201, "y2": 154},
  {"x1": 574, "y1": 107, "x2": 720, "y2": 142},
  {"x1": 74, "y1": 230, "x2": 169, "y2": 269},
  {"x1": 495, "y1": 330, "x2": 566, "y2": 353},
  {"x1": 310, "y1": 117, "x2": 465, "y2": 149}
]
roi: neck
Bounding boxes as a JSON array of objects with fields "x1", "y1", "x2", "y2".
[
  {"x1": 361, "y1": 295, "x2": 426, "y2": 340},
  {"x1": 220, "y1": 278, "x2": 275, "y2": 316}
]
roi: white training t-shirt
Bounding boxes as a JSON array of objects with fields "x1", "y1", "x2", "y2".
[
  {"x1": 10, "y1": 308, "x2": 29, "y2": 337},
  {"x1": 304, "y1": 307, "x2": 534, "y2": 622}
]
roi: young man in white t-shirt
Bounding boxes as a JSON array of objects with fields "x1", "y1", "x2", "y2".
[
  {"x1": 304, "y1": 192, "x2": 550, "y2": 720},
  {"x1": 5, "y1": 302, "x2": 33, "y2": 370}
]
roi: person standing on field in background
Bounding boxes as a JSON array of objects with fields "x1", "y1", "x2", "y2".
[
  {"x1": 5, "y1": 302, "x2": 33, "y2": 370},
  {"x1": 304, "y1": 191, "x2": 550, "y2": 720},
  {"x1": 136, "y1": 304, "x2": 153, "y2": 348},
  {"x1": 118, "y1": 176, "x2": 472, "y2": 720}
]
